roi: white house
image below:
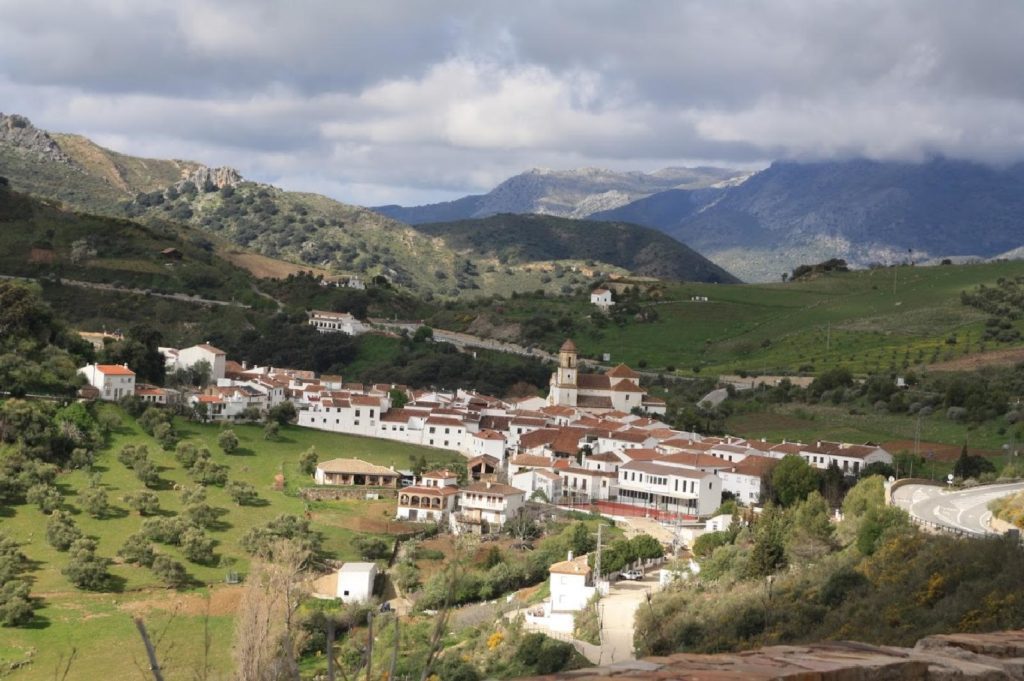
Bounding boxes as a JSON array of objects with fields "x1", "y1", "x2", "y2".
[
  {"x1": 469, "y1": 429, "x2": 507, "y2": 460},
  {"x1": 396, "y1": 483, "x2": 459, "y2": 522},
  {"x1": 510, "y1": 468, "x2": 562, "y2": 504},
  {"x1": 549, "y1": 553, "x2": 595, "y2": 612},
  {"x1": 79, "y1": 364, "x2": 136, "y2": 401},
  {"x1": 337, "y1": 562, "x2": 377, "y2": 603},
  {"x1": 617, "y1": 461, "x2": 722, "y2": 517},
  {"x1": 176, "y1": 343, "x2": 227, "y2": 381},
  {"x1": 452, "y1": 481, "x2": 525, "y2": 534},
  {"x1": 590, "y1": 288, "x2": 614, "y2": 310},
  {"x1": 308, "y1": 310, "x2": 367, "y2": 336}
]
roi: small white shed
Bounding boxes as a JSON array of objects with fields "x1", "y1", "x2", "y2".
[{"x1": 337, "y1": 562, "x2": 377, "y2": 603}]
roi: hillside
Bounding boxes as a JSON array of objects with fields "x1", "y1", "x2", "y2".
[
  {"x1": 0, "y1": 182, "x2": 268, "y2": 309},
  {"x1": 373, "y1": 166, "x2": 744, "y2": 223},
  {"x1": 0, "y1": 114, "x2": 712, "y2": 298},
  {"x1": 595, "y1": 159, "x2": 1024, "y2": 282},
  {"x1": 425, "y1": 260, "x2": 1024, "y2": 378},
  {"x1": 414, "y1": 213, "x2": 739, "y2": 283}
]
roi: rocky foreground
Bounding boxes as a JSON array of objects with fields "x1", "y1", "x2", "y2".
[{"x1": 526, "y1": 630, "x2": 1024, "y2": 680}]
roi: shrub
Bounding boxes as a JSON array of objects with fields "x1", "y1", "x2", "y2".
[
  {"x1": 299, "y1": 447, "x2": 318, "y2": 476},
  {"x1": 26, "y1": 483, "x2": 62, "y2": 514},
  {"x1": 151, "y1": 555, "x2": 188, "y2": 588},
  {"x1": 218, "y1": 429, "x2": 239, "y2": 454},
  {"x1": 0, "y1": 581, "x2": 34, "y2": 627},
  {"x1": 123, "y1": 491, "x2": 160, "y2": 516},
  {"x1": 118, "y1": 533, "x2": 156, "y2": 567},
  {"x1": 46, "y1": 511, "x2": 82, "y2": 551},
  {"x1": 81, "y1": 481, "x2": 109, "y2": 519},
  {"x1": 142, "y1": 516, "x2": 190, "y2": 545},
  {"x1": 180, "y1": 527, "x2": 216, "y2": 564},
  {"x1": 226, "y1": 480, "x2": 258, "y2": 505},
  {"x1": 62, "y1": 538, "x2": 110, "y2": 590}
]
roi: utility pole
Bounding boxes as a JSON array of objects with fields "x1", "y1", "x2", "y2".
[
  {"x1": 133, "y1": 618, "x2": 165, "y2": 681},
  {"x1": 327, "y1": 620, "x2": 336, "y2": 681},
  {"x1": 365, "y1": 612, "x2": 374, "y2": 681},
  {"x1": 389, "y1": 614, "x2": 400, "y2": 681}
]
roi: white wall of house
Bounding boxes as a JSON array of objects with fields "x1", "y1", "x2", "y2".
[
  {"x1": 79, "y1": 364, "x2": 136, "y2": 401},
  {"x1": 551, "y1": 570, "x2": 594, "y2": 612},
  {"x1": 177, "y1": 345, "x2": 226, "y2": 381},
  {"x1": 337, "y1": 563, "x2": 377, "y2": 603}
]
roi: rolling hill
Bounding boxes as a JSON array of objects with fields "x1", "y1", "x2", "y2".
[
  {"x1": 0, "y1": 113, "x2": 732, "y2": 296},
  {"x1": 414, "y1": 214, "x2": 739, "y2": 284}
]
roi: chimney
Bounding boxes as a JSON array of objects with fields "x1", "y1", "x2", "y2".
[
  {"x1": 486, "y1": 482, "x2": 493, "y2": 489},
  {"x1": 567, "y1": 550, "x2": 574, "y2": 561}
]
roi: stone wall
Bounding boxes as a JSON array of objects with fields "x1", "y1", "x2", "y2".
[{"x1": 300, "y1": 487, "x2": 398, "y2": 501}]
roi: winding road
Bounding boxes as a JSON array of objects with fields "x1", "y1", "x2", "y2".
[{"x1": 892, "y1": 482, "x2": 1024, "y2": 536}]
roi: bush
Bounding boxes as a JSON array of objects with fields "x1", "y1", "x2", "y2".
[
  {"x1": 123, "y1": 490, "x2": 160, "y2": 516},
  {"x1": 62, "y1": 538, "x2": 110, "y2": 590},
  {"x1": 299, "y1": 447, "x2": 318, "y2": 476},
  {"x1": 218, "y1": 429, "x2": 239, "y2": 454},
  {"x1": 46, "y1": 511, "x2": 82, "y2": 551},
  {"x1": 142, "y1": 516, "x2": 190, "y2": 545},
  {"x1": 0, "y1": 581, "x2": 34, "y2": 627},
  {"x1": 118, "y1": 533, "x2": 156, "y2": 567},
  {"x1": 226, "y1": 480, "x2": 258, "y2": 505},
  {"x1": 26, "y1": 483, "x2": 62, "y2": 514},
  {"x1": 180, "y1": 527, "x2": 216, "y2": 564},
  {"x1": 188, "y1": 457, "x2": 229, "y2": 486},
  {"x1": 151, "y1": 555, "x2": 188, "y2": 588},
  {"x1": 81, "y1": 481, "x2": 109, "y2": 519}
]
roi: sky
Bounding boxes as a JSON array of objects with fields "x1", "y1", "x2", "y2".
[{"x1": 3, "y1": 0, "x2": 1024, "y2": 206}]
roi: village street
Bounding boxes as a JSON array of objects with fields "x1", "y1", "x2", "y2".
[{"x1": 594, "y1": 573, "x2": 662, "y2": 665}]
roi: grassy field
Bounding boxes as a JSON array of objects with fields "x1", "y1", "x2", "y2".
[
  {"x1": 1, "y1": 405, "x2": 459, "y2": 681},
  {"x1": 432, "y1": 260, "x2": 1024, "y2": 376}
]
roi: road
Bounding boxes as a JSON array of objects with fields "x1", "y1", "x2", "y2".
[
  {"x1": 891, "y1": 482, "x2": 1024, "y2": 536},
  {"x1": 596, "y1": 574, "x2": 660, "y2": 665},
  {"x1": 0, "y1": 273, "x2": 252, "y2": 308}
]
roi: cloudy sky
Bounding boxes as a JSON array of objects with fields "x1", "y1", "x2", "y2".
[{"x1": 3, "y1": 1, "x2": 1023, "y2": 205}]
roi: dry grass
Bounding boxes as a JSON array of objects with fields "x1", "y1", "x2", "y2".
[
  {"x1": 928, "y1": 347, "x2": 1024, "y2": 372},
  {"x1": 218, "y1": 249, "x2": 331, "y2": 279}
]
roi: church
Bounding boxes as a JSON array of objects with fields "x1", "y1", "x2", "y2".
[{"x1": 547, "y1": 340, "x2": 667, "y2": 415}]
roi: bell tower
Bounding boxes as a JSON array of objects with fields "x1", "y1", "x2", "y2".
[{"x1": 549, "y1": 339, "x2": 578, "y2": 406}]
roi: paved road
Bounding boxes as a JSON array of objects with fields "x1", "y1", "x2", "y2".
[{"x1": 892, "y1": 482, "x2": 1024, "y2": 536}]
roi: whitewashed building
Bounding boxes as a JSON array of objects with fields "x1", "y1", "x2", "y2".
[
  {"x1": 549, "y1": 553, "x2": 595, "y2": 612},
  {"x1": 452, "y1": 481, "x2": 525, "y2": 534},
  {"x1": 337, "y1": 562, "x2": 377, "y2": 603},
  {"x1": 78, "y1": 364, "x2": 136, "y2": 401},
  {"x1": 308, "y1": 310, "x2": 367, "y2": 336}
]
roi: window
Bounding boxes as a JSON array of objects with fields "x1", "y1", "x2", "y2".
[{"x1": 355, "y1": 409, "x2": 361, "y2": 417}]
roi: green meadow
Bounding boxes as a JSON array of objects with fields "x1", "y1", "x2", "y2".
[{"x1": 1, "y1": 406, "x2": 459, "y2": 681}]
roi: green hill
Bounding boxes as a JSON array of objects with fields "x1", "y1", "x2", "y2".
[
  {"x1": 414, "y1": 213, "x2": 739, "y2": 283},
  {"x1": 0, "y1": 113, "x2": 707, "y2": 298},
  {"x1": 425, "y1": 261, "x2": 1024, "y2": 376}
]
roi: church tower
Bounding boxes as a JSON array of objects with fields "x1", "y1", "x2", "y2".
[{"x1": 549, "y1": 339, "x2": 579, "y2": 406}]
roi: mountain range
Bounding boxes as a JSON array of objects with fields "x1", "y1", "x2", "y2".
[
  {"x1": 0, "y1": 113, "x2": 734, "y2": 295},
  {"x1": 378, "y1": 158, "x2": 1024, "y2": 282}
]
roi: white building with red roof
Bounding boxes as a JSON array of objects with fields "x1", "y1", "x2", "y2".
[
  {"x1": 590, "y1": 287, "x2": 614, "y2": 309},
  {"x1": 78, "y1": 363, "x2": 136, "y2": 401},
  {"x1": 546, "y1": 339, "x2": 666, "y2": 415},
  {"x1": 452, "y1": 481, "x2": 525, "y2": 534}
]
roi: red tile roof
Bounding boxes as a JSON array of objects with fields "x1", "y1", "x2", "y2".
[{"x1": 95, "y1": 364, "x2": 135, "y2": 376}]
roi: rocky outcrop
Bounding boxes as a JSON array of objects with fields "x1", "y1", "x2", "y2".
[
  {"x1": 180, "y1": 165, "x2": 242, "y2": 190},
  {"x1": 0, "y1": 113, "x2": 75, "y2": 165},
  {"x1": 528, "y1": 631, "x2": 1024, "y2": 680}
]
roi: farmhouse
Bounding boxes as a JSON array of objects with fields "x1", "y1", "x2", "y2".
[
  {"x1": 590, "y1": 287, "x2": 614, "y2": 309},
  {"x1": 308, "y1": 309, "x2": 367, "y2": 335},
  {"x1": 313, "y1": 458, "x2": 400, "y2": 487},
  {"x1": 78, "y1": 363, "x2": 136, "y2": 401}
]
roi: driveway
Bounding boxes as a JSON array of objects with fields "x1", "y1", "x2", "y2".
[
  {"x1": 595, "y1": 573, "x2": 661, "y2": 665},
  {"x1": 892, "y1": 482, "x2": 1024, "y2": 536}
]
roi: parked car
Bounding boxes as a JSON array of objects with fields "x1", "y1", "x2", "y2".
[{"x1": 621, "y1": 569, "x2": 644, "y2": 581}]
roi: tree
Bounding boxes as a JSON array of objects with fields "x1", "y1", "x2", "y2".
[
  {"x1": 0, "y1": 580, "x2": 33, "y2": 627},
  {"x1": 568, "y1": 522, "x2": 596, "y2": 556},
  {"x1": 118, "y1": 533, "x2": 156, "y2": 567},
  {"x1": 46, "y1": 511, "x2": 82, "y2": 551},
  {"x1": 226, "y1": 480, "x2": 259, "y2": 505},
  {"x1": 628, "y1": 534, "x2": 664, "y2": 561},
  {"x1": 389, "y1": 388, "x2": 408, "y2": 409},
  {"x1": 152, "y1": 421, "x2": 178, "y2": 451},
  {"x1": 142, "y1": 517, "x2": 190, "y2": 545},
  {"x1": 218, "y1": 429, "x2": 240, "y2": 454},
  {"x1": 772, "y1": 455, "x2": 820, "y2": 507},
  {"x1": 151, "y1": 555, "x2": 188, "y2": 588},
  {"x1": 299, "y1": 447, "x2": 318, "y2": 476},
  {"x1": 352, "y1": 535, "x2": 392, "y2": 561},
  {"x1": 267, "y1": 401, "x2": 296, "y2": 425},
  {"x1": 81, "y1": 479, "x2": 109, "y2": 519},
  {"x1": 123, "y1": 490, "x2": 160, "y2": 516},
  {"x1": 393, "y1": 560, "x2": 421, "y2": 593},
  {"x1": 746, "y1": 504, "x2": 788, "y2": 578},
  {"x1": 188, "y1": 457, "x2": 229, "y2": 486},
  {"x1": 180, "y1": 484, "x2": 207, "y2": 506},
  {"x1": 232, "y1": 540, "x2": 310, "y2": 681},
  {"x1": 184, "y1": 502, "x2": 219, "y2": 529},
  {"x1": 263, "y1": 422, "x2": 279, "y2": 441},
  {"x1": 133, "y1": 456, "x2": 160, "y2": 488},
  {"x1": 62, "y1": 538, "x2": 110, "y2": 590},
  {"x1": 175, "y1": 441, "x2": 200, "y2": 468},
  {"x1": 26, "y1": 483, "x2": 62, "y2": 514},
  {"x1": 786, "y1": 491, "x2": 835, "y2": 564},
  {"x1": 181, "y1": 527, "x2": 216, "y2": 564}
]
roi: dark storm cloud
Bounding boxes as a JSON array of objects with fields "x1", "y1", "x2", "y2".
[{"x1": 2, "y1": 0, "x2": 1023, "y2": 204}]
